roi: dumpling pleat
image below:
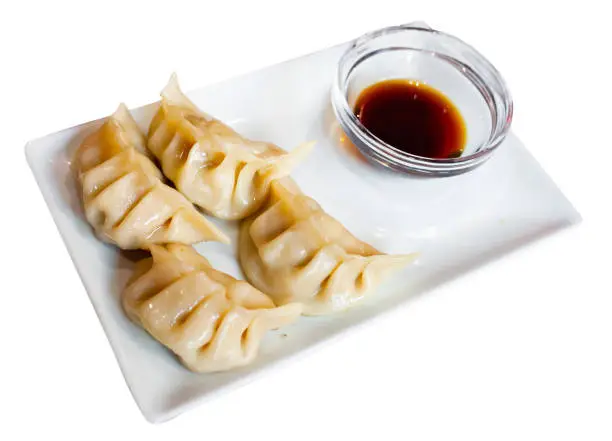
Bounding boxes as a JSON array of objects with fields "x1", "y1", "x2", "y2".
[
  {"x1": 179, "y1": 293, "x2": 228, "y2": 352},
  {"x1": 200, "y1": 308, "x2": 253, "y2": 363},
  {"x1": 147, "y1": 117, "x2": 175, "y2": 159},
  {"x1": 161, "y1": 132, "x2": 191, "y2": 181},
  {"x1": 257, "y1": 219, "x2": 322, "y2": 268},
  {"x1": 291, "y1": 245, "x2": 344, "y2": 303},
  {"x1": 87, "y1": 171, "x2": 149, "y2": 230}
]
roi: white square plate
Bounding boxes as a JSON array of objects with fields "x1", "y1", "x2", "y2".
[{"x1": 26, "y1": 42, "x2": 580, "y2": 423}]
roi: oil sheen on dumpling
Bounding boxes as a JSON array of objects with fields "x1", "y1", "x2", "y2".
[
  {"x1": 74, "y1": 104, "x2": 229, "y2": 250},
  {"x1": 239, "y1": 180, "x2": 416, "y2": 315},
  {"x1": 146, "y1": 74, "x2": 313, "y2": 220},
  {"x1": 123, "y1": 244, "x2": 303, "y2": 373}
]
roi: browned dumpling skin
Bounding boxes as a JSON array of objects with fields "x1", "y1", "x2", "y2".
[
  {"x1": 239, "y1": 180, "x2": 417, "y2": 315},
  {"x1": 147, "y1": 74, "x2": 313, "y2": 220},
  {"x1": 74, "y1": 104, "x2": 229, "y2": 250},
  {"x1": 123, "y1": 244, "x2": 303, "y2": 373}
]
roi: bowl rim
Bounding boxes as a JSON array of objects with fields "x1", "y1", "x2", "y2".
[{"x1": 332, "y1": 24, "x2": 514, "y2": 170}]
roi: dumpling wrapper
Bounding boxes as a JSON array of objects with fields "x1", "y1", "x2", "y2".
[
  {"x1": 74, "y1": 104, "x2": 229, "y2": 250},
  {"x1": 123, "y1": 244, "x2": 303, "y2": 373},
  {"x1": 239, "y1": 180, "x2": 417, "y2": 315},
  {"x1": 147, "y1": 74, "x2": 314, "y2": 220}
]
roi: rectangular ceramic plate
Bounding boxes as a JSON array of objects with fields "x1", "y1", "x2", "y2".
[{"x1": 26, "y1": 41, "x2": 580, "y2": 423}]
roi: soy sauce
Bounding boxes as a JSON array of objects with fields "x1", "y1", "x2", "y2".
[{"x1": 354, "y1": 79, "x2": 466, "y2": 159}]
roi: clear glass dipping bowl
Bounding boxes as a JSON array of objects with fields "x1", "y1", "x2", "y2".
[{"x1": 331, "y1": 24, "x2": 513, "y2": 176}]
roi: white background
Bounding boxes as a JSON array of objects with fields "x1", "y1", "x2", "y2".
[{"x1": 1, "y1": 0, "x2": 611, "y2": 439}]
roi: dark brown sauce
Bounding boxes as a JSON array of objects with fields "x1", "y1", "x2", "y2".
[{"x1": 354, "y1": 79, "x2": 466, "y2": 159}]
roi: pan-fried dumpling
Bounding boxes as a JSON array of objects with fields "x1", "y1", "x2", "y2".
[
  {"x1": 74, "y1": 104, "x2": 229, "y2": 250},
  {"x1": 239, "y1": 180, "x2": 416, "y2": 315},
  {"x1": 123, "y1": 244, "x2": 303, "y2": 372},
  {"x1": 146, "y1": 74, "x2": 313, "y2": 220}
]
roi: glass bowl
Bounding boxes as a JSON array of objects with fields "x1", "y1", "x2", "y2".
[{"x1": 331, "y1": 24, "x2": 513, "y2": 176}]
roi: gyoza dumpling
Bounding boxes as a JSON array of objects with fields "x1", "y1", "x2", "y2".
[
  {"x1": 239, "y1": 180, "x2": 416, "y2": 315},
  {"x1": 74, "y1": 104, "x2": 229, "y2": 250},
  {"x1": 146, "y1": 74, "x2": 313, "y2": 220},
  {"x1": 123, "y1": 244, "x2": 303, "y2": 372}
]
